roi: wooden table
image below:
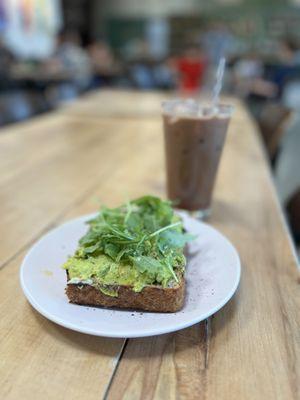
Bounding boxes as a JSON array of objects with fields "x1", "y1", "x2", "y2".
[
  {"x1": 0, "y1": 91, "x2": 299, "y2": 400},
  {"x1": 59, "y1": 89, "x2": 166, "y2": 118}
]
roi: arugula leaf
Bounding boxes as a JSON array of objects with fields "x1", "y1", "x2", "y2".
[
  {"x1": 104, "y1": 243, "x2": 120, "y2": 259},
  {"x1": 77, "y1": 195, "x2": 194, "y2": 286},
  {"x1": 160, "y1": 230, "x2": 195, "y2": 249},
  {"x1": 131, "y1": 256, "x2": 162, "y2": 275}
]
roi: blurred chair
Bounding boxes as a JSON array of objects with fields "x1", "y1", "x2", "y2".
[
  {"x1": 0, "y1": 91, "x2": 33, "y2": 126},
  {"x1": 274, "y1": 114, "x2": 300, "y2": 252},
  {"x1": 45, "y1": 83, "x2": 79, "y2": 107},
  {"x1": 274, "y1": 113, "x2": 300, "y2": 205},
  {"x1": 258, "y1": 102, "x2": 292, "y2": 161},
  {"x1": 282, "y1": 79, "x2": 300, "y2": 110},
  {"x1": 129, "y1": 64, "x2": 155, "y2": 89},
  {"x1": 286, "y1": 188, "x2": 300, "y2": 245},
  {"x1": 0, "y1": 89, "x2": 54, "y2": 127}
]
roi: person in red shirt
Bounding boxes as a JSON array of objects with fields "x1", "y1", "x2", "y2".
[{"x1": 174, "y1": 46, "x2": 207, "y2": 94}]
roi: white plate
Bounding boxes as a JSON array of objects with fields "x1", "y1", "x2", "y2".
[{"x1": 20, "y1": 212, "x2": 241, "y2": 338}]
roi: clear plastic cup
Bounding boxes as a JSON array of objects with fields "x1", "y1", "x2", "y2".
[{"x1": 162, "y1": 99, "x2": 233, "y2": 219}]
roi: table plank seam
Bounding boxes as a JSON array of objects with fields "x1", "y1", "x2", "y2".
[
  {"x1": 204, "y1": 318, "x2": 212, "y2": 369},
  {"x1": 103, "y1": 339, "x2": 129, "y2": 400}
]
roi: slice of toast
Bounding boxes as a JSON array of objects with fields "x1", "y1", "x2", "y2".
[
  {"x1": 63, "y1": 196, "x2": 191, "y2": 312},
  {"x1": 65, "y1": 272, "x2": 185, "y2": 312}
]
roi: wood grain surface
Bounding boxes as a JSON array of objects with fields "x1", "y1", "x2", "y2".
[
  {"x1": 59, "y1": 89, "x2": 166, "y2": 119},
  {"x1": 0, "y1": 91, "x2": 299, "y2": 400}
]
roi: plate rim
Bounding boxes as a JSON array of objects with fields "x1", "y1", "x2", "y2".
[{"x1": 20, "y1": 213, "x2": 241, "y2": 338}]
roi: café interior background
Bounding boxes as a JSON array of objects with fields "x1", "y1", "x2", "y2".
[{"x1": 1, "y1": 0, "x2": 300, "y2": 258}]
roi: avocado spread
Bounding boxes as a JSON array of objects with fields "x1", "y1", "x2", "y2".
[{"x1": 63, "y1": 196, "x2": 194, "y2": 296}]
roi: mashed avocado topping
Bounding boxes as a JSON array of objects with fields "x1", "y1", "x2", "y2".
[
  {"x1": 63, "y1": 196, "x2": 194, "y2": 296},
  {"x1": 65, "y1": 254, "x2": 158, "y2": 293}
]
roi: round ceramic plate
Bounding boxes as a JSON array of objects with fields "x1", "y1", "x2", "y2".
[{"x1": 20, "y1": 212, "x2": 241, "y2": 338}]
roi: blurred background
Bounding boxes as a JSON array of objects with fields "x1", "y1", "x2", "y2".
[{"x1": 0, "y1": 0, "x2": 299, "y2": 254}]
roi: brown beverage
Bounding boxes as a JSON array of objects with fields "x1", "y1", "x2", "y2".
[{"x1": 162, "y1": 102, "x2": 232, "y2": 214}]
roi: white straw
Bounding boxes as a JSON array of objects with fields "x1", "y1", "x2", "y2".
[{"x1": 212, "y1": 57, "x2": 226, "y2": 106}]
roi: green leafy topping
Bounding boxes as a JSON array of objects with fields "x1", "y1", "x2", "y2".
[{"x1": 65, "y1": 196, "x2": 194, "y2": 292}]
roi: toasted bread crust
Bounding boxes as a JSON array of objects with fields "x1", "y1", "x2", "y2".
[{"x1": 66, "y1": 278, "x2": 185, "y2": 312}]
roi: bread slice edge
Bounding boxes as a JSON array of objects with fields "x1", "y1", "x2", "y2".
[{"x1": 65, "y1": 271, "x2": 185, "y2": 313}]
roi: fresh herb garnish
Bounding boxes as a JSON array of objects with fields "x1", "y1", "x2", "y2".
[{"x1": 77, "y1": 195, "x2": 194, "y2": 285}]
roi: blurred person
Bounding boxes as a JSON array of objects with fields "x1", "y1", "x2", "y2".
[
  {"x1": 122, "y1": 37, "x2": 175, "y2": 90},
  {"x1": 152, "y1": 58, "x2": 175, "y2": 90},
  {"x1": 122, "y1": 38, "x2": 150, "y2": 62},
  {"x1": 233, "y1": 52, "x2": 277, "y2": 99},
  {"x1": 88, "y1": 40, "x2": 115, "y2": 73},
  {"x1": 201, "y1": 23, "x2": 237, "y2": 66},
  {"x1": 42, "y1": 30, "x2": 93, "y2": 105},
  {"x1": 87, "y1": 40, "x2": 120, "y2": 86},
  {"x1": 277, "y1": 37, "x2": 300, "y2": 65},
  {"x1": 0, "y1": 90, "x2": 33, "y2": 125},
  {"x1": 0, "y1": 38, "x2": 15, "y2": 83},
  {"x1": 266, "y1": 37, "x2": 300, "y2": 99},
  {"x1": 0, "y1": 39, "x2": 36, "y2": 125},
  {"x1": 171, "y1": 45, "x2": 207, "y2": 94},
  {"x1": 122, "y1": 38, "x2": 156, "y2": 89},
  {"x1": 145, "y1": 18, "x2": 170, "y2": 61},
  {"x1": 129, "y1": 62, "x2": 155, "y2": 90},
  {"x1": 52, "y1": 30, "x2": 93, "y2": 91}
]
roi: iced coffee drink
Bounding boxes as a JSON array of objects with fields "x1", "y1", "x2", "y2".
[{"x1": 162, "y1": 99, "x2": 233, "y2": 217}]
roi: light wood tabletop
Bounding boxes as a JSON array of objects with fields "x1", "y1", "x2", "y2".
[
  {"x1": 0, "y1": 91, "x2": 299, "y2": 400},
  {"x1": 59, "y1": 89, "x2": 166, "y2": 119}
]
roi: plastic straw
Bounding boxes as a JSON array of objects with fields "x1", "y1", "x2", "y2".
[{"x1": 212, "y1": 57, "x2": 226, "y2": 106}]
